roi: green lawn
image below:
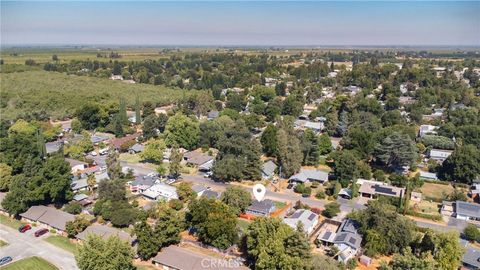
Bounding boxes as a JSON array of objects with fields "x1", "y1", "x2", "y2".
[
  {"x1": 0, "y1": 257, "x2": 58, "y2": 270},
  {"x1": 0, "y1": 70, "x2": 195, "y2": 120},
  {"x1": 0, "y1": 216, "x2": 24, "y2": 230},
  {"x1": 0, "y1": 240, "x2": 7, "y2": 247},
  {"x1": 43, "y1": 236, "x2": 79, "y2": 256},
  {"x1": 119, "y1": 153, "x2": 141, "y2": 163},
  {"x1": 135, "y1": 265, "x2": 158, "y2": 270},
  {"x1": 237, "y1": 218, "x2": 251, "y2": 231},
  {"x1": 274, "y1": 201, "x2": 287, "y2": 210}
]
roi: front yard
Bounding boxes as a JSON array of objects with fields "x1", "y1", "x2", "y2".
[
  {"x1": 0, "y1": 216, "x2": 24, "y2": 230},
  {"x1": 0, "y1": 257, "x2": 58, "y2": 270},
  {"x1": 43, "y1": 236, "x2": 79, "y2": 256}
]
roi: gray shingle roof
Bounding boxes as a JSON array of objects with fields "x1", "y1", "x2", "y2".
[
  {"x1": 20, "y1": 205, "x2": 75, "y2": 231},
  {"x1": 246, "y1": 199, "x2": 275, "y2": 215},
  {"x1": 456, "y1": 201, "x2": 480, "y2": 219},
  {"x1": 76, "y1": 224, "x2": 134, "y2": 244},
  {"x1": 462, "y1": 247, "x2": 480, "y2": 269},
  {"x1": 289, "y1": 169, "x2": 328, "y2": 183},
  {"x1": 283, "y1": 209, "x2": 318, "y2": 232},
  {"x1": 262, "y1": 160, "x2": 277, "y2": 178}
]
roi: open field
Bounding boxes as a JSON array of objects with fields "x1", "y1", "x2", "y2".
[
  {"x1": 0, "y1": 71, "x2": 192, "y2": 120},
  {"x1": 0, "y1": 217, "x2": 25, "y2": 230},
  {"x1": 419, "y1": 182, "x2": 455, "y2": 202},
  {"x1": 0, "y1": 257, "x2": 58, "y2": 270},
  {"x1": 44, "y1": 236, "x2": 79, "y2": 256}
]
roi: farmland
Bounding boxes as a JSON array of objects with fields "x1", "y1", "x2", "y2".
[{"x1": 0, "y1": 70, "x2": 193, "y2": 120}]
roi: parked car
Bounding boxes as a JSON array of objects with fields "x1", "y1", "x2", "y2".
[
  {"x1": 34, "y1": 228, "x2": 49, "y2": 237},
  {"x1": 203, "y1": 171, "x2": 213, "y2": 178},
  {"x1": 90, "y1": 151, "x2": 98, "y2": 156},
  {"x1": 0, "y1": 256, "x2": 12, "y2": 266},
  {"x1": 18, "y1": 224, "x2": 31, "y2": 233},
  {"x1": 287, "y1": 183, "x2": 295, "y2": 189}
]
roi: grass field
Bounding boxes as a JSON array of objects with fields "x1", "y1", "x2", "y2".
[
  {"x1": 0, "y1": 70, "x2": 193, "y2": 120},
  {"x1": 43, "y1": 236, "x2": 79, "y2": 256},
  {"x1": 0, "y1": 257, "x2": 58, "y2": 270},
  {"x1": 419, "y1": 182, "x2": 456, "y2": 201},
  {"x1": 0, "y1": 217, "x2": 24, "y2": 230}
]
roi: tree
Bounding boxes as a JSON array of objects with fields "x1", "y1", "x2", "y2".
[
  {"x1": 52, "y1": 54, "x2": 59, "y2": 61},
  {"x1": 139, "y1": 139, "x2": 165, "y2": 164},
  {"x1": 75, "y1": 103, "x2": 108, "y2": 130},
  {"x1": 246, "y1": 217, "x2": 310, "y2": 270},
  {"x1": 134, "y1": 95, "x2": 141, "y2": 124},
  {"x1": 464, "y1": 224, "x2": 480, "y2": 242},
  {"x1": 0, "y1": 163, "x2": 13, "y2": 191},
  {"x1": 168, "y1": 146, "x2": 183, "y2": 177},
  {"x1": 310, "y1": 254, "x2": 342, "y2": 270},
  {"x1": 276, "y1": 129, "x2": 302, "y2": 177},
  {"x1": 134, "y1": 219, "x2": 157, "y2": 260},
  {"x1": 142, "y1": 101, "x2": 155, "y2": 118},
  {"x1": 76, "y1": 234, "x2": 135, "y2": 270},
  {"x1": 333, "y1": 150, "x2": 359, "y2": 187},
  {"x1": 113, "y1": 115, "x2": 124, "y2": 138},
  {"x1": 260, "y1": 124, "x2": 278, "y2": 156},
  {"x1": 66, "y1": 215, "x2": 90, "y2": 237},
  {"x1": 389, "y1": 247, "x2": 436, "y2": 270},
  {"x1": 177, "y1": 182, "x2": 196, "y2": 202},
  {"x1": 318, "y1": 133, "x2": 333, "y2": 155},
  {"x1": 142, "y1": 115, "x2": 158, "y2": 140},
  {"x1": 87, "y1": 174, "x2": 96, "y2": 192},
  {"x1": 322, "y1": 202, "x2": 340, "y2": 218},
  {"x1": 164, "y1": 113, "x2": 200, "y2": 150},
  {"x1": 118, "y1": 98, "x2": 128, "y2": 125},
  {"x1": 212, "y1": 155, "x2": 244, "y2": 182},
  {"x1": 153, "y1": 206, "x2": 184, "y2": 248},
  {"x1": 187, "y1": 198, "x2": 238, "y2": 249},
  {"x1": 106, "y1": 151, "x2": 122, "y2": 180},
  {"x1": 64, "y1": 201, "x2": 82, "y2": 214},
  {"x1": 374, "y1": 132, "x2": 417, "y2": 169},
  {"x1": 221, "y1": 186, "x2": 252, "y2": 216},
  {"x1": 300, "y1": 129, "x2": 320, "y2": 166},
  {"x1": 440, "y1": 144, "x2": 480, "y2": 184}
]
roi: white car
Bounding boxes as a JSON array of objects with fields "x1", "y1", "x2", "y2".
[
  {"x1": 90, "y1": 151, "x2": 98, "y2": 156},
  {"x1": 203, "y1": 172, "x2": 213, "y2": 178}
]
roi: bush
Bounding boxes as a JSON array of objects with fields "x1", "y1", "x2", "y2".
[
  {"x1": 64, "y1": 201, "x2": 83, "y2": 215},
  {"x1": 405, "y1": 209, "x2": 442, "y2": 221},
  {"x1": 464, "y1": 224, "x2": 480, "y2": 242},
  {"x1": 302, "y1": 187, "x2": 312, "y2": 197},
  {"x1": 168, "y1": 199, "x2": 184, "y2": 210},
  {"x1": 315, "y1": 191, "x2": 326, "y2": 199},
  {"x1": 322, "y1": 202, "x2": 340, "y2": 218},
  {"x1": 311, "y1": 182, "x2": 319, "y2": 188},
  {"x1": 294, "y1": 183, "x2": 306, "y2": 194}
]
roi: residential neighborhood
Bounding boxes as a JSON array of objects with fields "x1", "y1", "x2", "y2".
[{"x1": 1, "y1": 1, "x2": 480, "y2": 270}]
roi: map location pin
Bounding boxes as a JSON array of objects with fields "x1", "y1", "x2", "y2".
[{"x1": 253, "y1": 184, "x2": 266, "y2": 202}]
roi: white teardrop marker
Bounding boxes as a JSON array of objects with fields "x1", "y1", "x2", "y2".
[{"x1": 253, "y1": 184, "x2": 266, "y2": 202}]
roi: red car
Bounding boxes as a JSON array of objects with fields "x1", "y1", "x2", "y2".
[
  {"x1": 18, "y1": 224, "x2": 31, "y2": 233},
  {"x1": 34, "y1": 228, "x2": 49, "y2": 237}
]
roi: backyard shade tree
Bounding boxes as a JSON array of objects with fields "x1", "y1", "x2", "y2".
[
  {"x1": 374, "y1": 132, "x2": 417, "y2": 169},
  {"x1": 164, "y1": 112, "x2": 200, "y2": 150}
]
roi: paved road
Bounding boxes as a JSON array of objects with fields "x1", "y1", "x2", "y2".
[
  {"x1": 415, "y1": 217, "x2": 469, "y2": 233},
  {"x1": 0, "y1": 224, "x2": 78, "y2": 270}
]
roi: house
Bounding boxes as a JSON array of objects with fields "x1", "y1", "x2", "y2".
[
  {"x1": 429, "y1": 149, "x2": 453, "y2": 162},
  {"x1": 66, "y1": 158, "x2": 88, "y2": 174},
  {"x1": 45, "y1": 141, "x2": 62, "y2": 154},
  {"x1": 142, "y1": 183, "x2": 178, "y2": 201},
  {"x1": 455, "y1": 201, "x2": 480, "y2": 221},
  {"x1": 344, "y1": 85, "x2": 361, "y2": 95},
  {"x1": 129, "y1": 175, "x2": 157, "y2": 193},
  {"x1": 419, "y1": 125, "x2": 438, "y2": 137},
  {"x1": 294, "y1": 120, "x2": 324, "y2": 133},
  {"x1": 461, "y1": 246, "x2": 480, "y2": 270},
  {"x1": 183, "y1": 151, "x2": 214, "y2": 167},
  {"x1": 328, "y1": 72, "x2": 338, "y2": 78},
  {"x1": 109, "y1": 133, "x2": 140, "y2": 150},
  {"x1": 358, "y1": 179, "x2": 404, "y2": 199},
  {"x1": 202, "y1": 190, "x2": 221, "y2": 199},
  {"x1": 338, "y1": 188, "x2": 352, "y2": 200},
  {"x1": 317, "y1": 219, "x2": 363, "y2": 264},
  {"x1": 440, "y1": 201, "x2": 454, "y2": 217},
  {"x1": 207, "y1": 110, "x2": 219, "y2": 120},
  {"x1": 152, "y1": 245, "x2": 248, "y2": 270},
  {"x1": 20, "y1": 206, "x2": 75, "y2": 234},
  {"x1": 418, "y1": 171, "x2": 438, "y2": 181},
  {"x1": 76, "y1": 224, "x2": 135, "y2": 245},
  {"x1": 72, "y1": 194, "x2": 92, "y2": 207},
  {"x1": 283, "y1": 209, "x2": 319, "y2": 235},
  {"x1": 198, "y1": 159, "x2": 214, "y2": 172},
  {"x1": 192, "y1": 185, "x2": 208, "y2": 197},
  {"x1": 261, "y1": 160, "x2": 277, "y2": 179},
  {"x1": 246, "y1": 199, "x2": 276, "y2": 217},
  {"x1": 289, "y1": 169, "x2": 329, "y2": 184},
  {"x1": 128, "y1": 143, "x2": 145, "y2": 154},
  {"x1": 90, "y1": 134, "x2": 110, "y2": 145}
]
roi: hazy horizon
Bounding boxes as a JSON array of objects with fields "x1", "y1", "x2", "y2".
[{"x1": 2, "y1": 1, "x2": 479, "y2": 46}]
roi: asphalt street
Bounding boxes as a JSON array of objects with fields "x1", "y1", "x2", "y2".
[{"x1": 0, "y1": 224, "x2": 78, "y2": 270}]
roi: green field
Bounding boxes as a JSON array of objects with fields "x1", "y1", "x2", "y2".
[
  {"x1": 0, "y1": 71, "x2": 192, "y2": 120},
  {"x1": 43, "y1": 236, "x2": 79, "y2": 256},
  {"x1": 0, "y1": 257, "x2": 58, "y2": 270}
]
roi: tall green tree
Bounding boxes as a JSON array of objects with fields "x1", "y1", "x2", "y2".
[
  {"x1": 318, "y1": 133, "x2": 333, "y2": 155},
  {"x1": 134, "y1": 94, "x2": 141, "y2": 124},
  {"x1": 139, "y1": 138, "x2": 165, "y2": 164},
  {"x1": 276, "y1": 129, "x2": 302, "y2": 177},
  {"x1": 260, "y1": 124, "x2": 278, "y2": 157},
  {"x1": 300, "y1": 129, "x2": 320, "y2": 166},
  {"x1": 221, "y1": 186, "x2": 252, "y2": 216},
  {"x1": 76, "y1": 234, "x2": 135, "y2": 270},
  {"x1": 164, "y1": 113, "x2": 200, "y2": 150},
  {"x1": 374, "y1": 132, "x2": 417, "y2": 169},
  {"x1": 168, "y1": 146, "x2": 183, "y2": 177},
  {"x1": 440, "y1": 144, "x2": 480, "y2": 184}
]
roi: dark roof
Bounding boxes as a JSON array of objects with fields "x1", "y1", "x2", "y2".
[
  {"x1": 262, "y1": 160, "x2": 277, "y2": 177},
  {"x1": 456, "y1": 201, "x2": 480, "y2": 219},
  {"x1": 339, "y1": 219, "x2": 360, "y2": 234},
  {"x1": 131, "y1": 175, "x2": 156, "y2": 187},
  {"x1": 109, "y1": 133, "x2": 140, "y2": 149},
  {"x1": 184, "y1": 151, "x2": 213, "y2": 166},
  {"x1": 76, "y1": 224, "x2": 134, "y2": 244},
  {"x1": 20, "y1": 206, "x2": 75, "y2": 231},
  {"x1": 333, "y1": 232, "x2": 362, "y2": 250},
  {"x1": 152, "y1": 246, "x2": 248, "y2": 270},
  {"x1": 247, "y1": 199, "x2": 275, "y2": 215},
  {"x1": 374, "y1": 185, "x2": 398, "y2": 196},
  {"x1": 462, "y1": 247, "x2": 480, "y2": 268}
]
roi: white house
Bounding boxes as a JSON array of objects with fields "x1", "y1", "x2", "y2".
[
  {"x1": 429, "y1": 149, "x2": 453, "y2": 162},
  {"x1": 283, "y1": 209, "x2": 319, "y2": 235},
  {"x1": 142, "y1": 183, "x2": 178, "y2": 201},
  {"x1": 419, "y1": 125, "x2": 438, "y2": 137}
]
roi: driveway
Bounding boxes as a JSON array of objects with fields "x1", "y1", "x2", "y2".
[{"x1": 0, "y1": 224, "x2": 78, "y2": 270}]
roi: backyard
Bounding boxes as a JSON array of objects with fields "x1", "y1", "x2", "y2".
[{"x1": 43, "y1": 236, "x2": 79, "y2": 256}]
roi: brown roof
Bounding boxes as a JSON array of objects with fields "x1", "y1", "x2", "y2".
[
  {"x1": 184, "y1": 151, "x2": 213, "y2": 166},
  {"x1": 109, "y1": 133, "x2": 140, "y2": 149},
  {"x1": 152, "y1": 246, "x2": 248, "y2": 270},
  {"x1": 20, "y1": 205, "x2": 75, "y2": 231},
  {"x1": 76, "y1": 224, "x2": 135, "y2": 244}
]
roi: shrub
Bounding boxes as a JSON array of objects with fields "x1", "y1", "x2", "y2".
[
  {"x1": 168, "y1": 199, "x2": 184, "y2": 210},
  {"x1": 464, "y1": 224, "x2": 480, "y2": 242},
  {"x1": 315, "y1": 191, "x2": 326, "y2": 199},
  {"x1": 64, "y1": 201, "x2": 83, "y2": 215},
  {"x1": 322, "y1": 202, "x2": 340, "y2": 218},
  {"x1": 294, "y1": 183, "x2": 306, "y2": 194}
]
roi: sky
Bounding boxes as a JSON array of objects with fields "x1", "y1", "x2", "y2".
[{"x1": 1, "y1": 1, "x2": 479, "y2": 46}]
